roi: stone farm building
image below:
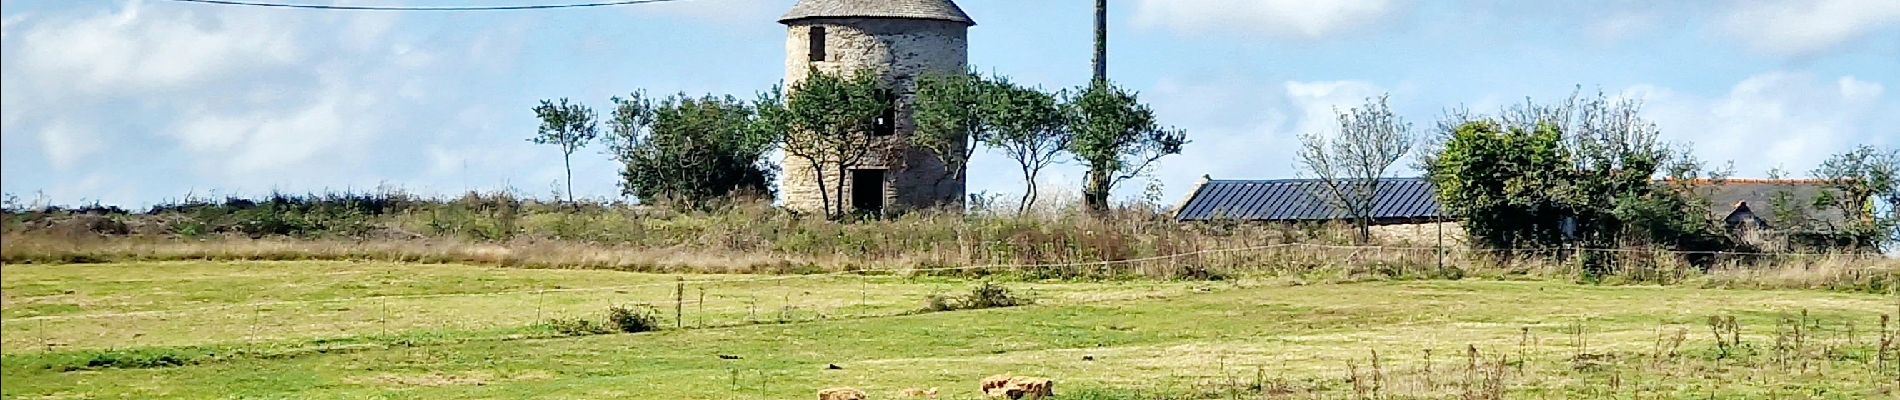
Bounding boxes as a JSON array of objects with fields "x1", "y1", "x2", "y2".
[
  {"x1": 1170, "y1": 176, "x2": 1855, "y2": 249},
  {"x1": 777, "y1": 0, "x2": 974, "y2": 215},
  {"x1": 1692, "y1": 179, "x2": 1855, "y2": 251},
  {"x1": 1169, "y1": 177, "x2": 1455, "y2": 244}
]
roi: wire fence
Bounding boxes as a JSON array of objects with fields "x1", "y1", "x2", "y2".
[{"x1": 2, "y1": 243, "x2": 1891, "y2": 354}]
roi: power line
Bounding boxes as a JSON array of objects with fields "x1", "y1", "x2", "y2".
[{"x1": 157, "y1": 0, "x2": 695, "y2": 11}]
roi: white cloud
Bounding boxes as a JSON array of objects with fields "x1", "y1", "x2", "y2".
[
  {"x1": 13, "y1": 0, "x2": 302, "y2": 97},
  {"x1": 1719, "y1": 0, "x2": 1900, "y2": 58},
  {"x1": 0, "y1": 0, "x2": 525, "y2": 205},
  {"x1": 35, "y1": 121, "x2": 101, "y2": 170},
  {"x1": 1139, "y1": 77, "x2": 1388, "y2": 203},
  {"x1": 1632, "y1": 72, "x2": 1895, "y2": 177},
  {"x1": 168, "y1": 77, "x2": 385, "y2": 174},
  {"x1": 1133, "y1": 0, "x2": 1406, "y2": 39},
  {"x1": 1284, "y1": 81, "x2": 1387, "y2": 138},
  {"x1": 6, "y1": 1, "x2": 383, "y2": 179},
  {"x1": 0, "y1": 14, "x2": 24, "y2": 41},
  {"x1": 1587, "y1": 11, "x2": 1658, "y2": 43}
]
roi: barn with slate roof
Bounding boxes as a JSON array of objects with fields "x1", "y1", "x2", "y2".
[
  {"x1": 1171, "y1": 175, "x2": 1861, "y2": 249},
  {"x1": 1171, "y1": 177, "x2": 1445, "y2": 224}
]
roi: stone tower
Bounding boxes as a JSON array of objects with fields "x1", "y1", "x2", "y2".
[{"x1": 778, "y1": 0, "x2": 975, "y2": 215}]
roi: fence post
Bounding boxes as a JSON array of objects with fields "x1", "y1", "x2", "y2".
[
  {"x1": 251, "y1": 303, "x2": 261, "y2": 343},
  {"x1": 1436, "y1": 216, "x2": 1445, "y2": 274},
  {"x1": 698, "y1": 286, "x2": 706, "y2": 328},
  {"x1": 39, "y1": 317, "x2": 49, "y2": 353},
  {"x1": 675, "y1": 277, "x2": 684, "y2": 329}
]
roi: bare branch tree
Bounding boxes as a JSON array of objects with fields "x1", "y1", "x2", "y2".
[{"x1": 1298, "y1": 94, "x2": 1415, "y2": 243}]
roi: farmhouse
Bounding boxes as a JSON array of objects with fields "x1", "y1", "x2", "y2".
[
  {"x1": 1693, "y1": 179, "x2": 1854, "y2": 250},
  {"x1": 1171, "y1": 176, "x2": 1856, "y2": 249},
  {"x1": 777, "y1": 0, "x2": 975, "y2": 215}
]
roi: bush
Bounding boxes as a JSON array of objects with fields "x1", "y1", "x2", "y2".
[
  {"x1": 607, "y1": 304, "x2": 661, "y2": 333},
  {"x1": 542, "y1": 317, "x2": 616, "y2": 337},
  {"x1": 922, "y1": 281, "x2": 1033, "y2": 312},
  {"x1": 923, "y1": 293, "x2": 958, "y2": 312},
  {"x1": 540, "y1": 304, "x2": 662, "y2": 336},
  {"x1": 963, "y1": 281, "x2": 1029, "y2": 308},
  {"x1": 65, "y1": 349, "x2": 195, "y2": 371}
]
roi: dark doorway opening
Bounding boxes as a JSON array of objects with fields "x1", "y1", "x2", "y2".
[{"x1": 851, "y1": 169, "x2": 886, "y2": 215}]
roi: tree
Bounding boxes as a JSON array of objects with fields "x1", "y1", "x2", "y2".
[
  {"x1": 530, "y1": 98, "x2": 598, "y2": 205},
  {"x1": 606, "y1": 91, "x2": 776, "y2": 207},
  {"x1": 1427, "y1": 120, "x2": 1571, "y2": 252},
  {"x1": 757, "y1": 67, "x2": 896, "y2": 219},
  {"x1": 916, "y1": 72, "x2": 1073, "y2": 214},
  {"x1": 1066, "y1": 82, "x2": 1186, "y2": 214},
  {"x1": 1297, "y1": 94, "x2": 1415, "y2": 243},
  {"x1": 1812, "y1": 145, "x2": 1899, "y2": 251},
  {"x1": 1544, "y1": 92, "x2": 1672, "y2": 251},
  {"x1": 984, "y1": 78, "x2": 1071, "y2": 214},
  {"x1": 1425, "y1": 91, "x2": 1739, "y2": 269},
  {"x1": 912, "y1": 71, "x2": 989, "y2": 190}
]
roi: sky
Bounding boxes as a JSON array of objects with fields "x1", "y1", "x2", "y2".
[{"x1": 2, "y1": 0, "x2": 1897, "y2": 209}]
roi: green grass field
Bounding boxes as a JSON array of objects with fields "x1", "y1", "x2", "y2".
[{"x1": 3, "y1": 260, "x2": 1897, "y2": 399}]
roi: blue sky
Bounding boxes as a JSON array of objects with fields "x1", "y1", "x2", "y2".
[{"x1": 2, "y1": 0, "x2": 1897, "y2": 209}]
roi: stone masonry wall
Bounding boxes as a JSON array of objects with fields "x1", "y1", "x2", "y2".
[{"x1": 781, "y1": 18, "x2": 969, "y2": 215}]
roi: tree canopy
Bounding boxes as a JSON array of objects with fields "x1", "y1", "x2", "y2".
[
  {"x1": 607, "y1": 92, "x2": 776, "y2": 207},
  {"x1": 1065, "y1": 82, "x2": 1186, "y2": 213},
  {"x1": 530, "y1": 98, "x2": 598, "y2": 205},
  {"x1": 1425, "y1": 91, "x2": 1738, "y2": 272},
  {"x1": 914, "y1": 71, "x2": 1072, "y2": 213},
  {"x1": 757, "y1": 68, "x2": 896, "y2": 218}
]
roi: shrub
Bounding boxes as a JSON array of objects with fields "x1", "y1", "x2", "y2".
[
  {"x1": 65, "y1": 349, "x2": 195, "y2": 371},
  {"x1": 922, "y1": 281, "x2": 1033, "y2": 312},
  {"x1": 540, "y1": 305, "x2": 662, "y2": 336},
  {"x1": 542, "y1": 317, "x2": 616, "y2": 337},
  {"x1": 922, "y1": 293, "x2": 958, "y2": 312},
  {"x1": 607, "y1": 304, "x2": 661, "y2": 333},
  {"x1": 963, "y1": 281, "x2": 1029, "y2": 309}
]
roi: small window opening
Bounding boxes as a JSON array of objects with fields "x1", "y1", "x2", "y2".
[
  {"x1": 808, "y1": 26, "x2": 827, "y2": 62},
  {"x1": 872, "y1": 105, "x2": 897, "y2": 136}
]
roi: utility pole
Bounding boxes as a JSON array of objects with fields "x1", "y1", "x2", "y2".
[{"x1": 1091, "y1": 0, "x2": 1107, "y2": 84}]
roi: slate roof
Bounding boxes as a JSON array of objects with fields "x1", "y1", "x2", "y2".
[
  {"x1": 1172, "y1": 178, "x2": 1444, "y2": 223},
  {"x1": 1692, "y1": 179, "x2": 1850, "y2": 229},
  {"x1": 1172, "y1": 176, "x2": 1857, "y2": 231},
  {"x1": 780, "y1": 0, "x2": 976, "y2": 25}
]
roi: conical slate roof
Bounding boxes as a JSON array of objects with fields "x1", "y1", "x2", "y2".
[{"x1": 779, "y1": 0, "x2": 975, "y2": 26}]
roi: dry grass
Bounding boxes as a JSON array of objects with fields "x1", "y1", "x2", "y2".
[
  {"x1": 6, "y1": 230, "x2": 1896, "y2": 293},
  {"x1": 6, "y1": 199, "x2": 1896, "y2": 292}
]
